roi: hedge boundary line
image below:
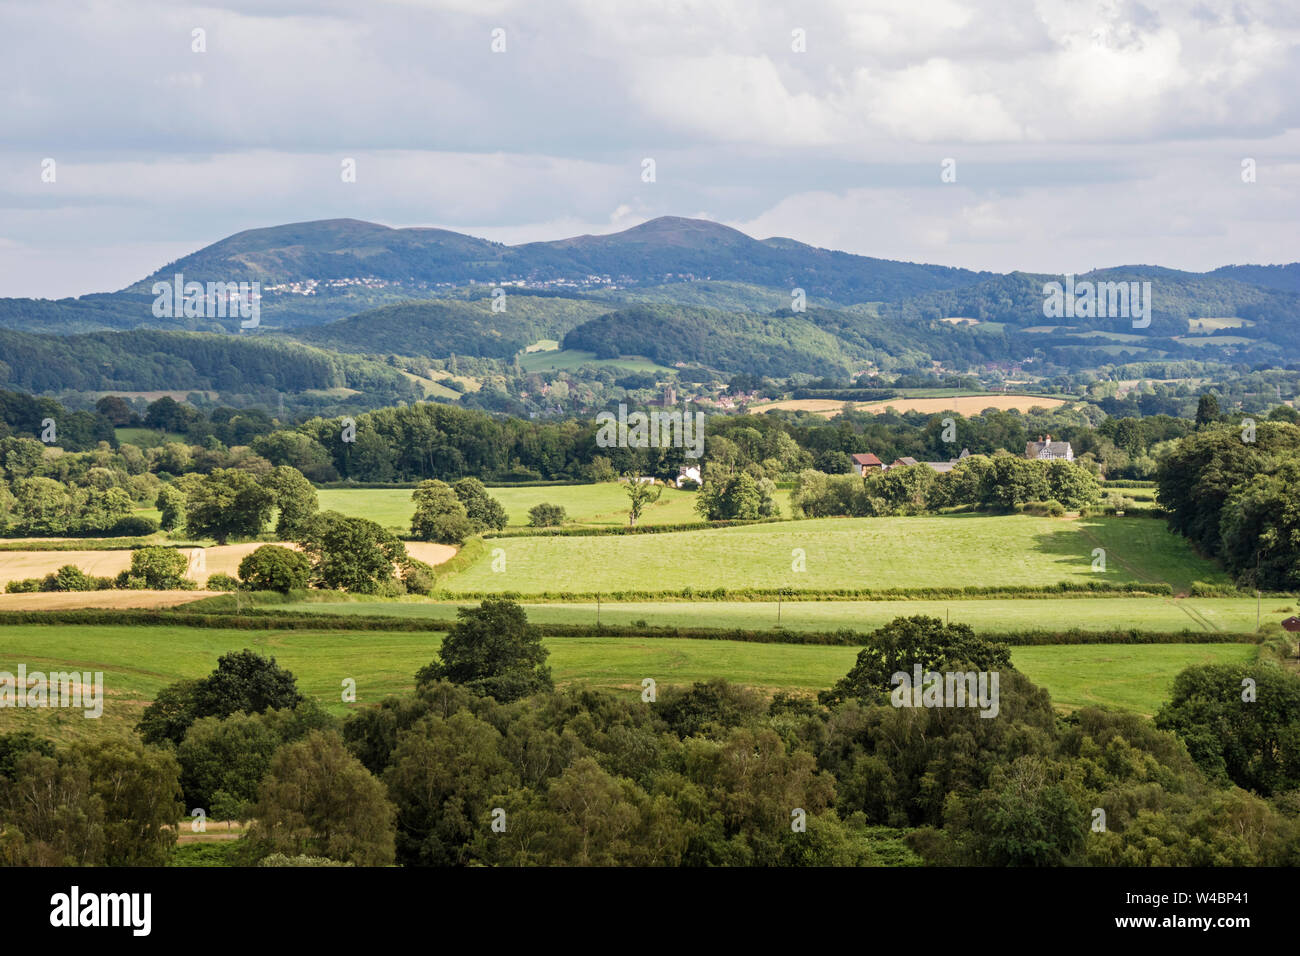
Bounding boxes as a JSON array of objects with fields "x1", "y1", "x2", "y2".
[
  {"x1": 0, "y1": 538, "x2": 211, "y2": 552},
  {"x1": 480, "y1": 517, "x2": 783, "y2": 538},
  {"x1": 434, "y1": 581, "x2": 1178, "y2": 601},
  {"x1": 0, "y1": 608, "x2": 1260, "y2": 647}
]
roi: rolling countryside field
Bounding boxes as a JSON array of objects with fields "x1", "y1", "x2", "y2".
[
  {"x1": 749, "y1": 393, "x2": 1071, "y2": 417},
  {"x1": 315, "y1": 482, "x2": 784, "y2": 530},
  {"x1": 436, "y1": 514, "x2": 1227, "y2": 594},
  {"x1": 272, "y1": 594, "x2": 1282, "y2": 634},
  {"x1": 0, "y1": 623, "x2": 1258, "y2": 745}
]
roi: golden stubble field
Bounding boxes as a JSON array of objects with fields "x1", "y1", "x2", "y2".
[
  {"x1": 0, "y1": 541, "x2": 457, "y2": 590},
  {"x1": 750, "y1": 394, "x2": 1070, "y2": 418}
]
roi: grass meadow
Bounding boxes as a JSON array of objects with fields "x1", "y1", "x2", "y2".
[
  {"x1": 0, "y1": 624, "x2": 1258, "y2": 744},
  {"x1": 273, "y1": 595, "x2": 1283, "y2": 634},
  {"x1": 315, "y1": 482, "x2": 764, "y2": 531},
  {"x1": 437, "y1": 514, "x2": 1229, "y2": 595}
]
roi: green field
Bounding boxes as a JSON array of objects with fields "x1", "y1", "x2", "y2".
[
  {"x1": 315, "y1": 482, "x2": 737, "y2": 530},
  {"x1": 437, "y1": 514, "x2": 1228, "y2": 595},
  {"x1": 114, "y1": 427, "x2": 185, "y2": 448},
  {"x1": 1186, "y1": 317, "x2": 1254, "y2": 333},
  {"x1": 1011, "y1": 642, "x2": 1255, "y2": 716},
  {"x1": 516, "y1": 348, "x2": 673, "y2": 374},
  {"x1": 274, "y1": 595, "x2": 1281, "y2": 634},
  {"x1": 1172, "y1": 335, "x2": 1263, "y2": 348},
  {"x1": 0, "y1": 625, "x2": 1257, "y2": 743}
]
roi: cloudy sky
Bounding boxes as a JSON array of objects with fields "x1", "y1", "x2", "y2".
[{"x1": 3, "y1": 0, "x2": 1298, "y2": 297}]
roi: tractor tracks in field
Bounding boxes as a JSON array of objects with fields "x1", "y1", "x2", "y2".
[{"x1": 1076, "y1": 523, "x2": 1220, "y2": 633}]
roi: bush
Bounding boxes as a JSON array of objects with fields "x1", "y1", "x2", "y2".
[
  {"x1": 257, "y1": 853, "x2": 352, "y2": 867},
  {"x1": 52, "y1": 565, "x2": 94, "y2": 592},
  {"x1": 5, "y1": 578, "x2": 41, "y2": 594},
  {"x1": 238, "y1": 545, "x2": 312, "y2": 593},
  {"x1": 527, "y1": 503, "x2": 567, "y2": 527},
  {"x1": 128, "y1": 546, "x2": 191, "y2": 589},
  {"x1": 107, "y1": 515, "x2": 161, "y2": 537},
  {"x1": 205, "y1": 572, "x2": 241, "y2": 592},
  {"x1": 402, "y1": 558, "x2": 436, "y2": 596}
]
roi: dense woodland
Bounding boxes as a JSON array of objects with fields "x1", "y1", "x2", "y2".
[{"x1": 2, "y1": 609, "x2": 1295, "y2": 867}]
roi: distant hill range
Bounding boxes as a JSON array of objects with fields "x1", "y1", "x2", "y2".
[
  {"x1": 125, "y1": 216, "x2": 991, "y2": 305},
  {"x1": 0, "y1": 216, "x2": 1297, "y2": 384}
]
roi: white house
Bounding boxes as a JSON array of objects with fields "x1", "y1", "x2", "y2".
[
  {"x1": 676, "y1": 464, "x2": 702, "y2": 488},
  {"x1": 1025, "y1": 435, "x2": 1074, "y2": 461}
]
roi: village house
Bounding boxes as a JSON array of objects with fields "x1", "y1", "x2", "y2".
[
  {"x1": 922, "y1": 448, "x2": 972, "y2": 473},
  {"x1": 676, "y1": 464, "x2": 702, "y2": 488},
  {"x1": 1025, "y1": 435, "x2": 1074, "y2": 461},
  {"x1": 851, "y1": 452, "x2": 884, "y2": 475}
]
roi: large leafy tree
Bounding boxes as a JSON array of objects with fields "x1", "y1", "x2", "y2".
[
  {"x1": 452, "y1": 477, "x2": 508, "y2": 532},
  {"x1": 238, "y1": 544, "x2": 312, "y2": 592},
  {"x1": 1157, "y1": 421, "x2": 1300, "y2": 559},
  {"x1": 265, "y1": 465, "x2": 318, "y2": 538},
  {"x1": 820, "y1": 615, "x2": 1011, "y2": 706},
  {"x1": 177, "y1": 713, "x2": 283, "y2": 815},
  {"x1": 247, "y1": 731, "x2": 397, "y2": 866},
  {"x1": 1155, "y1": 663, "x2": 1300, "y2": 796},
  {"x1": 695, "y1": 472, "x2": 779, "y2": 521},
  {"x1": 184, "y1": 467, "x2": 275, "y2": 543},
  {"x1": 137, "y1": 650, "x2": 303, "y2": 746},
  {"x1": 384, "y1": 711, "x2": 517, "y2": 866},
  {"x1": 299, "y1": 510, "x2": 406, "y2": 593},
  {"x1": 417, "y1": 598, "x2": 553, "y2": 702},
  {"x1": 410, "y1": 479, "x2": 474, "y2": 545}
]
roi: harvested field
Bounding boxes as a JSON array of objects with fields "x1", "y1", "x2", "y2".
[
  {"x1": 0, "y1": 590, "x2": 221, "y2": 610},
  {"x1": 0, "y1": 540, "x2": 457, "y2": 591},
  {"x1": 751, "y1": 394, "x2": 1069, "y2": 418}
]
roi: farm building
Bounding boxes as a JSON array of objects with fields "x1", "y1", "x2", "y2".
[
  {"x1": 1025, "y1": 435, "x2": 1074, "y2": 461},
  {"x1": 851, "y1": 453, "x2": 884, "y2": 475},
  {"x1": 922, "y1": 448, "x2": 972, "y2": 474}
]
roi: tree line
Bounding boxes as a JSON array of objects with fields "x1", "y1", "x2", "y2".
[{"x1": 3, "y1": 606, "x2": 1295, "y2": 866}]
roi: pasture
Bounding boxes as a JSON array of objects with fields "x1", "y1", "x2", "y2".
[
  {"x1": 436, "y1": 514, "x2": 1228, "y2": 595},
  {"x1": 0, "y1": 624, "x2": 1258, "y2": 743},
  {"x1": 516, "y1": 348, "x2": 672, "y2": 375},
  {"x1": 273, "y1": 595, "x2": 1279, "y2": 635},
  {"x1": 316, "y1": 482, "x2": 753, "y2": 530}
]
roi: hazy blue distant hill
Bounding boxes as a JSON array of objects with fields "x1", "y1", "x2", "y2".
[
  {"x1": 124, "y1": 215, "x2": 990, "y2": 305},
  {"x1": 1208, "y1": 263, "x2": 1300, "y2": 293}
]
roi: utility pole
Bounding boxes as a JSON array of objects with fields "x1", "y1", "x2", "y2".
[
  {"x1": 1256, "y1": 551, "x2": 1261, "y2": 632},
  {"x1": 596, "y1": 595, "x2": 600, "y2": 629}
]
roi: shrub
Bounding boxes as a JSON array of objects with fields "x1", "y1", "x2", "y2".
[
  {"x1": 527, "y1": 503, "x2": 567, "y2": 527},
  {"x1": 258, "y1": 853, "x2": 352, "y2": 867},
  {"x1": 238, "y1": 545, "x2": 312, "y2": 593},
  {"x1": 5, "y1": 578, "x2": 41, "y2": 594},
  {"x1": 129, "y1": 546, "x2": 190, "y2": 589},
  {"x1": 108, "y1": 515, "x2": 161, "y2": 537},
  {"x1": 53, "y1": 565, "x2": 94, "y2": 592},
  {"x1": 205, "y1": 572, "x2": 241, "y2": 592},
  {"x1": 402, "y1": 558, "x2": 436, "y2": 596}
]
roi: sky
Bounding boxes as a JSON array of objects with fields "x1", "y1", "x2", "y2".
[{"x1": 2, "y1": 0, "x2": 1299, "y2": 298}]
